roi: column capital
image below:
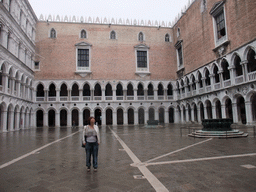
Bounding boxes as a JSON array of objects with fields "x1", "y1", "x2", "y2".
[{"x1": 241, "y1": 60, "x2": 248, "y2": 65}]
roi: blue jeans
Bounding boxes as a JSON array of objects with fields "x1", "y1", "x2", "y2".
[{"x1": 85, "y1": 142, "x2": 99, "y2": 169}]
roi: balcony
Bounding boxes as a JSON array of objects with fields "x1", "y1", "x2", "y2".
[
  {"x1": 116, "y1": 96, "x2": 123, "y2": 100},
  {"x1": 94, "y1": 96, "x2": 102, "y2": 100},
  {"x1": 206, "y1": 86, "x2": 211, "y2": 92},
  {"x1": 214, "y1": 83, "x2": 221, "y2": 90},
  {"x1": 167, "y1": 95, "x2": 173, "y2": 100},
  {"x1": 224, "y1": 80, "x2": 231, "y2": 87},
  {"x1": 60, "y1": 96, "x2": 68, "y2": 101},
  {"x1": 248, "y1": 71, "x2": 256, "y2": 81},
  {"x1": 158, "y1": 96, "x2": 164, "y2": 100},
  {"x1": 83, "y1": 96, "x2": 91, "y2": 101},
  {"x1": 48, "y1": 97, "x2": 56, "y2": 102},
  {"x1": 127, "y1": 96, "x2": 134, "y2": 100},
  {"x1": 137, "y1": 96, "x2": 145, "y2": 100},
  {"x1": 235, "y1": 76, "x2": 244, "y2": 84},
  {"x1": 36, "y1": 97, "x2": 45, "y2": 102},
  {"x1": 147, "y1": 96, "x2": 154, "y2": 100},
  {"x1": 105, "y1": 96, "x2": 113, "y2": 100}
]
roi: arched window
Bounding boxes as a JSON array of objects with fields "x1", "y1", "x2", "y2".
[
  {"x1": 110, "y1": 31, "x2": 116, "y2": 39},
  {"x1": 205, "y1": 69, "x2": 211, "y2": 86},
  {"x1": 247, "y1": 49, "x2": 256, "y2": 73},
  {"x1": 234, "y1": 55, "x2": 242, "y2": 76},
  {"x1": 191, "y1": 75, "x2": 196, "y2": 90},
  {"x1": 80, "y1": 30, "x2": 86, "y2": 38},
  {"x1": 158, "y1": 84, "x2": 164, "y2": 95},
  {"x1": 165, "y1": 34, "x2": 170, "y2": 42},
  {"x1": 127, "y1": 83, "x2": 134, "y2": 96},
  {"x1": 138, "y1": 32, "x2": 144, "y2": 41},
  {"x1": 60, "y1": 84, "x2": 68, "y2": 96},
  {"x1": 222, "y1": 60, "x2": 230, "y2": 80},
  {"x1": 36, "y1": 84, "x2": 44, "y2": 97},
  {"x1": 50, "y1": 28, "x2": 56, "y2": 38},
  {"x1": 167, "y1": 84, "x2": 173, "y2": 95},
  {"x1": 198, "y1": 72, "x2": 203, "y2": 88},
  {"x1": 137, "y1": 83, "x2": 144, "y2": 96},
  {"x1": 213, "y1": 65, "x2": 219, "y2": 83},
  {"x1": 148, "y1": 83, "x2": 154, "y2": 96},
  {"x1": 48, "y1": 83, "x2": 56, "y2": 97}
]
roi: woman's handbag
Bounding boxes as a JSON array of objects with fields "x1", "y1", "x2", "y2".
[{"x1": 81, "y1": 142, "x2": 85, "y2": 148}]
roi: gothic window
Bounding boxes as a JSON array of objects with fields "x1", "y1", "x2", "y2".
[
  {"x1": 167, "y1": 84, "x2": 173, "y2": 95},
  {"x1": 247, "y1": 49, "x2": 256, "y2": 73},
  {"x1": 34, "y1": 61, "x2": 40, "y2": 70},
  {"x1": 234, "y1": 55, "x2": 243, "y2": 76},
  {"x1": 110, "y1": 31, "x2": 116, "y2": 39},
  {"x1": 213, "y1": 65, "x2": 220, "y2": 83},
  {"x1": 165, "y1": 34, "x2": 170, "y2": 42},
  {"x1": 222, "y1": 60, "x2": 230, "y2": 80},
  {"x1": 80, "y1": 30, "x2": 86, "y2": 38},
  {"x1": 198, "y1": 72, "x2": 203, "y2": 88},
  {"x1": 205, "y1": 69, "x2": 211, "y2": 86},
  {"x1": 50, "y1": 28, "x2": 56, "y2": 38},
  {"x1": 138, "y1": 32, "x2": 144, "y2": 41},
  {"x1": 215, "y1": 12, "x2": 226, "y2": 39}
]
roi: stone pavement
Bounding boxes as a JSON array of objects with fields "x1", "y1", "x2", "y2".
[{"x1": 0, "y1": 124, "x2": 256, "y2": 192}]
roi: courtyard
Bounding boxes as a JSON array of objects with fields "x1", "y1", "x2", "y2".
[{"x1": 0, "y1": 124, "x2": 256, "y2": 192}]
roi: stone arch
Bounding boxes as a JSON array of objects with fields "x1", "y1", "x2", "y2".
[{"x1": 243, "y1": 45, "x2": 256, "y2": 61}]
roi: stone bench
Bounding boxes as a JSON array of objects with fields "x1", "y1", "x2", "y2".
[{"x1": 202, "y1": 118, "x2": 233, "y2": 131}]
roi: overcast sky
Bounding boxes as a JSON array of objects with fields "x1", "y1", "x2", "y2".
[{"x1": 28, "y1": 0, "x2": 189, "y2": 23}]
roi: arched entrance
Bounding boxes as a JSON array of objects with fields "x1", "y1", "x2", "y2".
[
  {"x1": 48, "y1": 109, "x2": 55, "y2": 127},
  {"x1": 36, "y1": 110, "x2": 44, "y2": 127},
  {"x1": 95, "y1": 109, "x2": 101, "y2": 125},
  {"x1": 117, "y1": 108, "x2": 123, "y2": 125},
  {"x1": 138, "y1": 108, "x2": 145, "y2": 124},
  {"x1": 60, "y1": 109, "x2": 67, "y2": 126},
  {"x1": 205, "y1": 100, "x2": 212, "y2": 119},
  {"x1": 106, "y1": 109, "x2": 113, "y2": 125},
  {"x1": 169, "y1": 107, "x2": 174, "y2": 123},
  {"x1": 72, "y1": 109, "x2": 79, "y2": 127},
  {"x1": 159, "y1": 108, "x2": 165, "y2": 124},
  {"x1": 225, "y1": 98, "x2": 233, "y2": 119},
  {"x1": 216, "y1": 100, "x2": 222, "y2": 119},
  {"x1": 128, "y1": 108, "x2": 134, "y2": 124},
  {"x1": 237, "y1": 96, "x2": 246, "y2": 124},
  {"x1": 83, "y1": 109, "x2": 90, "y2": 125}
]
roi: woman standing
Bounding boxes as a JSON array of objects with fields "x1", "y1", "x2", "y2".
[{"x1": 83, "y1": 117, "x2": 100, "y2": 172}]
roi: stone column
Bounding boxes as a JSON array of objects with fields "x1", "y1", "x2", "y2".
[
  {"x1": 1, "y1": 111, "x2": 8, "y2": 132},
  {"x1": 180, "y1": 108, "x2": 184, "y2": 123},
  {"x1": 245, "y1": 101, "x2": 252, "y2": 125},
  {"x1": 10, "y1": 77, "x2": 15, "y2": 95},
  {"x1": 16, "y1": 80, "x2": 21, "y2": 98},
  {"x1": 113, "y1": 111, "x2": 117, "y2": 125},
  {"x1": 43, "y1": 112, "x2": 48, "y2": 127},
  {"x1": 174, "y1": 108, "x2": 180, "y2": 123},
  {"x1": 91, "y1": 89, "x2": 94, "y2": 101},
  {"x1": 55, "y1": 112, "x2": 60, "y2": 127},
  {"x1": 113, "y1": 88, "x2": 116, "y2": 101},
  {"x1": 56, "y1": 89, "x2": 60, "y2": 102},
  {"x1": 79, "y1": 89, "x2": 83, "y2": 101},
  {"x1": 197, "y1": 107, "x2": 202, "y2": 123},
  {"x1": 221, "y1": 104, "x2": 227, "y2": 119},
  {"x1": 212, "y1": 105, "x2": 217, "y2": 119},
  {"x1": 164, "y1": 110, "x2": 169, "y2": 124},
  {"x1": 204, "y1": 106, "x2": 208, "y2": 119},
  {"x1": 134, "y1": 89, "x2": 138, "y2": 101},
  {"x1": 228, "y1": 66, "x2": 236, "y2": 86},
  {"x1": 191, "y1": 108, "x2": 195, "y2": 122},
  {"x1": 68, "y1": 89, "x2": 71, "y2": 101},
  {"x1": 15, "y1": 112, "x2": 20, "y2": 130},
  {"x1": 124, "y1": 111, "x2": 128, "y2": 125},
  {"x1": 31, "y1": 111, "x2": 36, "y2": 128},
  {"x1": 102, "y1": 110, "x2": 106, "y2": 125},
  {"x1": 44, "y1": 89, "x2": 48, "y2": 102},
  {"x1": 241, "y1": 60, "x2": 248, "y2": 82},
  {"x1": 79, "y1": 111, "x2": 83, "y2": 127},
  {"x1": 186, "y1": 107, "x2": 189, "y2": 122},
  {"x1": 209, "y1": 74, "x2": 214, "y2": 90},
  {"x1": 67, "y1": 111, "x2": 72, "y2": 127},
  {"x1": 123, "y1": 89, "x2": 127, "y2": 100},
  {"x1": 2, "y1": 73, "x2": 9, "y2": 93},
  {"x1": 195, "y1": 80, "x2": 199, "y2": 94},
  {"x1": 21, "y1": 112, "x2": 25, "y2": 129},
  {"x1": 134, "y1": 111, "x2": 138, "y2": 125},
  {"x1": 144, "y1": 89, "x2": 148, "y2": 100},
  {"x1": 153, "y1": 89, "x2": 158, "y2": 100},
  {"x1": 232, "y1": 103, "x2": 238, "y2": 123},
  {"x1": 102, "y1": 88, "x2": 105, "y2": 101},
  {"x1": 218, "y1": 70, "x2": 224, "y2": 88},
  {"x1": 164, "y1": 89, "x2": 167, "y2": 100}
]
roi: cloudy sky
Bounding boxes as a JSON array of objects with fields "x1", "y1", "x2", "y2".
[{"x1": 28, "y1": 0, "x2": 189, "y2": 23}]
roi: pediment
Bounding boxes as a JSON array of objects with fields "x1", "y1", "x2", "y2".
[
  {"x1": 75, "y1": 42, "x2": 92, "y2": 47},
  {"x1": 210, "y1": 1, "x2": 225, "y2": 15},
  {"x1": 134, "y1": 43, "x2": 150, "y2": 49}
]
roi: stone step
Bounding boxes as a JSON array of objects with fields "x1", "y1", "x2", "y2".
[{"x1": 188, "y1": 130, "x2": 248, "y2": 138}]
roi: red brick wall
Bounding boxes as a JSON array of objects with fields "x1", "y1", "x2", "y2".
[{"x1": 35, "y1": 22, "x2": 176, "y2": 80}]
